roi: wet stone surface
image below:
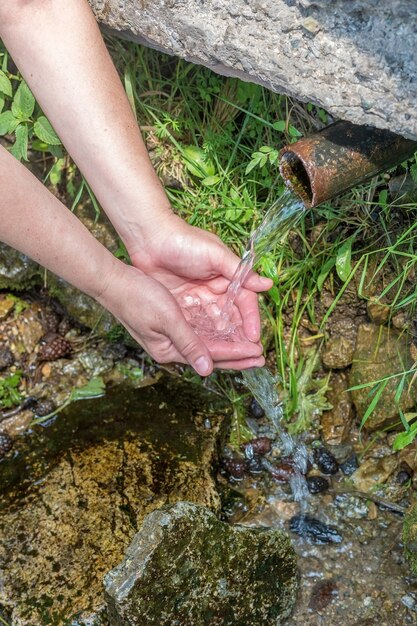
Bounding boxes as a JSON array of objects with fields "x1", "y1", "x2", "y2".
[
  {"x1": 0, "y1": 377, "x2": 228, "y2": 625},
  {"x1": 105, "y1": 502, "x2": 298, "y2": 626}
]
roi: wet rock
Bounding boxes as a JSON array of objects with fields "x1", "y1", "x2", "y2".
[
  {"x1": 321, "y1": 372, "x2": 354, "y2": 445},
  {"x1": 289, "y1": 514, "x2": 342, "y2": 544},
  {"x1": 241, "y1": 436, "x2": 272, "y2": 457},
  {"x1": 313, "y1": 446, "x2": 339, "y2": 475},
  {"x1": 322, "y1": 318, "x2": 358, "y2": 369},
  {"x1": 367, "y1": 300, "x2": 390, "y2": 325},
  {"x1": 0, "y1": 242, "x2": 41, "y2": 290},
  {"x1": 249, "y1": 398, "x2": 265, "y2": 419},
  {"x1": 104, "y1": 502, "x2": 298, "y2": 626},
  {"x1": 0, "y1": 296, "x2": 15, "y2": 321},
  {"x1": 349, "y1": 323, "x2": 416, "y2": 430},
  {"x1": 306, "y1": 475, "x2": 330, "y2": 494},
  {"x1": 0, "y1": 378, "x2": 228, "y2": 625},
  {"x1": 247, "y1": 456, "x2": 264, "y2": 476},
  {"x1": 396, "y1": 469, "x2": 412, "y2": 485},
  {"x1": 309, "y1": 579, "x2": 338, "y2": 611},
  {"x1": 351, "y1": 455, "x2": 398, "y2": 493},
  {"x1": 0, "y1": 346, "x2": 14, "y2": 370},
  {"x1": 340, "y1": 454, "x2": 360, "y2": 476},
  {"x1": 0, "y1": 432, "x2": 13, "y2": 458},
  {"x1": 262, "y1": 458, "x2": 295, "y2": 482},
  {"x1": 31, "y1": 398, "x2": 56, "y2": 418},
  {"x1": 403, "y1": 503, "x2": 417, "y2": 574},
  {"x1": 223, "y1": 458, "x2": 248, "y2": 481},
  {"x1": 16, "y1": 308, "x2": 44, "y2": 353}
]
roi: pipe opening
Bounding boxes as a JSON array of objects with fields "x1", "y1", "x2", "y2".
[{"x1": 279, "y1": 151, "x2": 313, "y2": 207}]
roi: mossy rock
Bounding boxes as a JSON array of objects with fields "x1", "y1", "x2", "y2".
[
  {"x1": 403, "y1": 501, "x2": 417, "y2": 575},
  {"x1": 104, "y1": 502, "x2": 298, "y2": 626}
]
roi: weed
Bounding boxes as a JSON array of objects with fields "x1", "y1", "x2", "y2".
[{"x1": 0, "y1": 370, "x2": 23, "y2": 409}]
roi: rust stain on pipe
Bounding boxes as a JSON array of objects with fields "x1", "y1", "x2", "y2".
[{"x1": 279, "y1": 121, "x2": 417, "y2": 208}]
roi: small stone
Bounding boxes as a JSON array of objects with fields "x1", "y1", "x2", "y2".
[
  {"x1": 367, "y1": 300, "x2": 390, "y2": 325},
  {"x1": 247, "y1": 456, "x2": 264, "y2": 475},
  {"x1": 392, "y1": 312, "x2": 408, "y2": 330},
  {"x1": 223, "y1": 458, "x2": 247, "y2": 480},
  {"x1": 0, "y1": 297, "x2": 15, "y2": 321},
  {"x1": 289, "y1": 514, "x2": 342, "y2": 544},
  {"x1": 32, "y1": 398, "x2": 56, "y2": 418},
  {"x1": 396, "y1": 469, "x2": 412, "y2": 485},
  {"x1": 340, "y1": 454, "x2": 359, "y2": 476},
  {"x1": 321, "y1": 372, "x2": 353, "y2": 445},
  {"x1": 313, "y1": 446, "x2": 339, "y2": 474},
  {"x1": 266, "y1": 462, "x2": 295, "y2": 482},
  {"x1": 249, "y1": 398, "x2": 265, "y2": 419},
  {"x1": 309, "y1": 580, "x2": 338, "y2": 610},
  {"x1": 241, "y1": 437, "x2": 272, "y2": 456},
  {"x1": 0, "y1": 346, "x2": 14, "y2": 370},
  {"x1": 0, "y1": 431, "x2": 13, "y2": 458},
  {"x1": 351, "y1": 455, "x2": 397, "y2": 492},
  {"x1": 302, "y1": 16, "x2": 320, "y2": 34},
  {"x1": 306, "y1": 475, "x2": 329, "y2": 494}
]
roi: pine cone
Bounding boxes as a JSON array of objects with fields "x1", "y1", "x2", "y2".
[
  {"x1": 32, "y1": 398, "x2": 56, "y2": 417},
  {"x1": 0, "y1": 432, "x2": 13, "y2": 458},
  {"x1": 38, "y1": 332, "x2": 72, "y2": 361},
  {"x1": 40, "y1": 308, "x2": 60, "y2": 333},
  {"x1": 0, "y1": 346, "x2": 14, "y2": 370}
]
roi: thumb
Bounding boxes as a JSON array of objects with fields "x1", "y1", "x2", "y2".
[
  {"x1": 169, "y1": 315, "x2": 214, "y2": 376},
  {"x1": 216, "y1": 246, "x2": 273, "y2": 292}
]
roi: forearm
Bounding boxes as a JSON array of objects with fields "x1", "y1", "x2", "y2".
[
  {"x1": 0, "y1": 0, "x2": 172, "y2": 253},
  {"x1": 0, "y1": 144, "x2": 117, "y2": 299}
]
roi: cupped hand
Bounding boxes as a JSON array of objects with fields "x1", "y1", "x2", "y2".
[
  {"x1": 128, "y1": 213, "x2": 273, "y2": 365},
  {"x1": 97, "y1": 260, "x2": 266, "y2": 375}
]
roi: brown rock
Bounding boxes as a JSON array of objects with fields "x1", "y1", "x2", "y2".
[
  {"x1": 351, "y1": 455, "x2": 398, "y2": 492},
  {"x1": 321, "y1": 372, "x2": 354, "y2": 445},
  {"x1": 322, "y1": 318, "x2": 358, "y2": 369},
  {"x1": 0, "y1": 297, "x2": 15, "y2": 321},
  {"x1": 367, "y1": 300, "x2": 390, "y2": 325},
  {"x1": 349, "y1": 323, "x2": 416, "y2": 430}
]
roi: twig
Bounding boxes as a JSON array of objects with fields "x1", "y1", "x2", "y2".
[{"x1": 330, "y1": 488, "x2": 407, "y2": 515}]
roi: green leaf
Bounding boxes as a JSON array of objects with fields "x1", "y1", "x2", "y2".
[
  {"x1": 317, "y1": 257, "x2": 335, "y2": 291},
  {"x1": 393, "y1": 422, "x2": 417, "y2": 451},
  {"x1": 182, "y1": 145, "x2": 215, "y2": 178},
  {"x1": 289, "y1": 125, "x2": 302, "y2": 138},
  {"x1": 0, "y1": 70, "x2": 12, "y2": 97},
  {"x1": 0, "y1": 110, "x2": 18, "y2": 135},
  {"x1": 33, "y1": 115, "x2": 61, "y2": 145},
  {"x1": 70, "y1": 376, "x2": 105, "y2": 401},
  {"x1": 335, "y1": 237, "x2": 353, "y2": 282},
  {"x1": 273, "y1": 120, "x2": 286, "y2": 132},
  {"x1": 0, "y1": 94, "x2": 4, "y2": 115},
  {"x1": 11, "y1": 81, "x2": 35, "y2": 119},
  {"x1": 202, "y1": 175, "x2": 221, "y2": 186},
  {"x1": 11, "y1": 123, "x2": 28, "y2": 161},
  {"x1": 49, "y1": 157, "x2": 65, "y2": 186}
]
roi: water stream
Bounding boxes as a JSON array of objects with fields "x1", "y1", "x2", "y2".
[{"x1": 184, "y1": 188, "x2": 311, "y2": 512}]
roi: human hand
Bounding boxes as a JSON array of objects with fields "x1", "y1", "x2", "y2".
[
  {"x1": 128, "y1": 214, "x2": 273, "y2": 368},
  {"x1": 97, "y1": 260, "x2": 266, "y2": 375}
]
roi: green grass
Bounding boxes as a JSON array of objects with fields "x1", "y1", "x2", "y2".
[{"x1": 2, "y1": 35, "x2": 417, "y2": 446}]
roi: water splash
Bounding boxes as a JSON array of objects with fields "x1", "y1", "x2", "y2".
[
  {"x1": 242, "y1": 367, "x2": 310, "y2": 512},
  {"x1": 182, "y1": 189, "x2": 305, "y2": 340}
]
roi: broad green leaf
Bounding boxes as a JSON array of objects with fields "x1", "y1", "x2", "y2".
[
  {"x1": 202, "y1": 175, "x2": 221, "y2": 186},
  {"x1": 11, "y1": 81, "x2": 35, "y2": 119},
  {"x1": 289, "y1": 125, "x2": 302, "y2": 138},
  {"x1": 70, "y1": 376, "x2": 105, "y2": 401},
  {"x1": 11, "y1": 123, "x2": 28, "y2": 161},
  {"x1": 33, "y1": 115, "x2": 61, "y2": 145},
  {"x1": 393, "y1": 423, "x2": 417, "y2": 451},
  {"x1": 0, "y1": 70, "x2": 12, "y2": 97},
  {"x1": 259, "y1": 146, "x2": 272, "y2": 153},
  {"x1": 0, "y1": 94, "x2": 4, "y2": 114},
  {"x1": 335, "y1": 237, "x2": 353, "y2": 282},
  {"x1": 182, "y1": 145, "x2": 215, "y2": 178},
  {"x1": 273, "y1": 120, "x2": 286, "y2": 132},
  {"x1": 0, "y1": 110, "x2": 18, "y2": 134}
]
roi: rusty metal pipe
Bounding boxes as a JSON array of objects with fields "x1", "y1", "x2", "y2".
[{"x1": 279, "y1": 120, "x2": 417, "y2": 208}]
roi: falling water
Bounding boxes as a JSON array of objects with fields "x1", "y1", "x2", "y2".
[{"x1": 183, "y1": 188, "x2": 310, "y2": 512}]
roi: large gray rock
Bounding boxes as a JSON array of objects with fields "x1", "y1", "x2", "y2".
[
  {"x1": 91, "y1": 0, "x2": 417, "y2": 140},
  {"x1": 104, "y1": 502, "x2": 298, "y2": 626}
]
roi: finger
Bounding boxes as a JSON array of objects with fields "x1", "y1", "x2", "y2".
[
  {"x1": 203, "y1": 338, "x2": 263, "y2": 361},
  {"x1": 212, "y1": 246, "x2": 273, "y2": 293},
  {"x1": 234, "y1": 289, "x2": 262, "y2": 342},
  {"x1": 213, "y1": 356, "x2": 266, "y2": 370},
  {"x1": 244, "y1": 272, "x2": 274, "y2": 292},
  {"x1": 168, "y1": 313, "x2": 214, "y2": 376}
]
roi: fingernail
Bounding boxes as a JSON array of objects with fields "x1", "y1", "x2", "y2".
[{"x1": 195, "y1": 356, "x2": 211, "y2": 376}]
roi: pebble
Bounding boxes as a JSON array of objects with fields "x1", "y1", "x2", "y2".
[
  {"x1": 313, "y1": 446, "x2": 339, "y2": 474},
  {"x1": 306, "y1": 475, "x2": 330, "y2": 494},
  {"x1": 340, "y1": 454, "x2": 359, "y2": 476},
  {"x1": 241, "y1": 437, "x2": 272, "y2": 457},
  {"x1": 289, "y1": 514, "x2": 343, "y2": 544},
  {"x1": 309, "y1": 579, "x2": 338, "y2": 610},
  {"x1": 249, "y1": 398, "x2": 265, "y2": 419},
  {"x1": 223, "y1": 458, "x2": 247, "y2": 481}
]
